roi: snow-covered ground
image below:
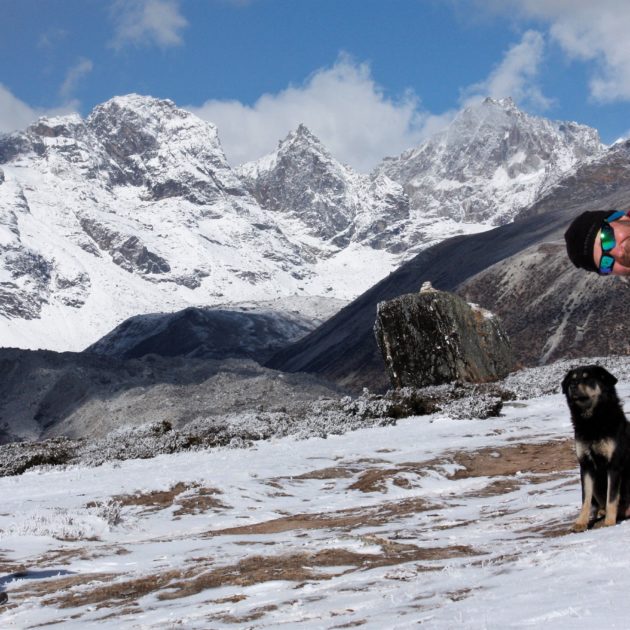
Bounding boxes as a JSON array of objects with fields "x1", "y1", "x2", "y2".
[{"x1": 1, "y1": 372, "x2": 629, "y2": 627}]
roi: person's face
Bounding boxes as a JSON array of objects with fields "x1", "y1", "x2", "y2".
[{"x1": 593, "y1": 216, "x2": 630, "y2": 275}]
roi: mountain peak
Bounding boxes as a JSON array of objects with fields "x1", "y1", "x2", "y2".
[
  {"x1": 377, "y1": 96, "x2": 603, "y2": 225},
  {"x1": 87, "y1": 93, "x2": 216, "y2": 137},
  {"x1": 27, "y1": 112, "x2": 85, "y2": 139},
  {"x1": 90, "y1": 93, "x2": 177, "y2": 116},
  {"x1": 279, "y1": 124, "x2": 325, "y2": 152},
  {"x1": 481, "y1": 96, "x2": 517, "y2": 110}
]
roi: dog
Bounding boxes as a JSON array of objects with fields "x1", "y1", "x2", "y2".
[{"x1": 562, "y1": 365, "x2": 630, "y2": 531}]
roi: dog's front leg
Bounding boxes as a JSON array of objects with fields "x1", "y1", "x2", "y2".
[
  {"x1": 575, "y1": 467, "x2": 595, "y2": 532},
  {"x1": 605, "y1": 470, "x2": 621, "y2": 526}
]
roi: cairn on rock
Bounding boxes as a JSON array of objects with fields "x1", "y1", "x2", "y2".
[{"x1": 374, "y1": 282, "x2": 514, "y2": 388}]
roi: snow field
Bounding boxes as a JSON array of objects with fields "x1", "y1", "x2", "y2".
[{"x1": 1, "y1": 378, "x2": 629, "y2": 627}]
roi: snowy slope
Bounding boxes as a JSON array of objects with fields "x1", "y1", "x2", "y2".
[{"x1": 1, "y1": 359, "x2": 630, "y2": 627}]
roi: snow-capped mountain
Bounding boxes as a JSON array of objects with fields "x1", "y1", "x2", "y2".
[
  {"x1": 377, "y1": 97, "x2": 603, "y2": 225},
  {"x1": 0, "y1": 96, "x2": 383, "y2": 351},
  {"x1": 238, "y1": 123, "x2": 499, "y2": 260},
  {"x1": 0, "y1": 94, "x2": 604, "y2": 353},
  {"x1": 240, "y1": 98, "x2": 603, "y2": 259},
  {"x1": 237, "y1": 125, "x2": 411, "y2": 253}
]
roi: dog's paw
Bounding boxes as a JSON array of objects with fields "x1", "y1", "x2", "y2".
[{"x1": 573, "y1": 520, "x2": 589, "y2": 532}]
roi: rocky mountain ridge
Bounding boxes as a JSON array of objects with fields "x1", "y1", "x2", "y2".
[
  {"x1": 0, "y1": 94, "x2": 603, "y2": 353},
  {"x1": 237, "y1": 124, "x2": 411, "y2": 253},
  {"x1": 378, "y1": 97, "x2": 602, "y2": 225}
]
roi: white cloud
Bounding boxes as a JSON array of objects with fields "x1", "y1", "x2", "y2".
[
  {"x1": 0, "y1": 84, "x2": 78, "y2": 134},
  {"x1": 479, "y1": 0, "x2": 630, "y2": 102},
  {"x1": 190, "y1": 56, "x2": 443, "y2": 172},
  {"x1": 0, "y1": 85, "x2": 41, "y2": 133},
  {"x1": 109, "y1": 0, "x2": 188, "y2": 50},
  {"x1": 60, "y1": 58, "x2": 94, "y2": 100},
  {"x1": 190, "y1": 37, "x2": 554, "y2": 173},
  {"x1": 38, "y1": 27, "x2": 68, "y2": 49},
  {"x1": 462, "y1": 30, "x2": 552, "y2": 109}
]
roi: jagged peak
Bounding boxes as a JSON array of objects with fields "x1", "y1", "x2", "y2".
[
  {"x1": 27, "y1": 113, "x2": 85, "y2": 138},
  {"x1": 278, "y1": 124, "x2": 326, "y2": 152},
  {"x1": 90, "y1": 93, "x2": 177, "y2": 115},
  {"x1": 481, "y1": 96, "x2": 518, "y2": 110},
  {"x1": 87, "y1": 94, "x2": 217, "y2": 135},
  {"x1": 84, "y1": 93, "x2": 221, "y2": 160},
  {"x1": 454, "y1": 96, "x2": 526, "y2": 128}
]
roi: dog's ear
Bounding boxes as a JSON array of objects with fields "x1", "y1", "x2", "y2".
[
  {"x1": 595, "y1": 366, "x2": 618, "y2": 386},
  {"x1": 561, "y1": 370, "x2": 574, "y2": 393}
]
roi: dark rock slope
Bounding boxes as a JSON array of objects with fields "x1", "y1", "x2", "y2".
[
  {"x1": 267, "y1": 141, "x2": 630, "y2": 392},
  {"x1": 0, "y1": 348, "x2": 347, "y2": 443},
  {"x1": 86, "y1": 306, "x2": 313, "y2": 363}
]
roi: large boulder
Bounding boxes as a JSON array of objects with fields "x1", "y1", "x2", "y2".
[{"x1": 374, "y1": 283, "x2": 514, "y2": 388}]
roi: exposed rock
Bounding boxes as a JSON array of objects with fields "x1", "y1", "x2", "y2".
[
  {"x1": 374, "y1": 287, "x2": 514, "y2": 388},
  {"x1": 79, "y1": 216, "x2": 170, "y2": 274},
  {"x1": 0, "y1": 250, "x2": 52, "y2": 319}
]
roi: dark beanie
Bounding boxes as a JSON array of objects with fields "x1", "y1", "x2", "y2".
[{"x1": 564, "y1": 210, "x2": 610, "y2": 273}]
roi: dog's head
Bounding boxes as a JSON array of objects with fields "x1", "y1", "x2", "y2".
[{"x1": 562, "y1": 365, "x2": 618, "y2": 417}]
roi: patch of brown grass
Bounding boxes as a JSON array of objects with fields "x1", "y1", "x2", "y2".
[
  {"x1": 330, "y1": 619, "x2": 367, "y2": 628},
  {"x1": 348, "y1": 460, "x2": 441, "y2": 493},
  {"x1": 207, "y1": 604, "x2": 278, "y2": 624},
  {"x1": 37, "y1": 539, "x2": 478, "y2": 610},
  {"x1": 174, "y1": 487, "x2": 226, "y2": 517},
  {"x1": 450, "y1": 440, "x2": 575, "y2": 480},
  {"x1": 291, "y1": 467, "x2": 361, "y2": 481},
  {"x1": 206, "y1": 496, "x2": 436, "y2": 537},
  {"x1": 345, "y1": 440, "x2": 575, "y2": 494},
  {"x1": 100, "y1": 482, "x2": 228, "y2": 516},
  {"x1": 11, "y1": 573, "x2": 119, "y2": 604},
  {"x1": 36, "y1": 546, "x2": 130, "y2": 568}
]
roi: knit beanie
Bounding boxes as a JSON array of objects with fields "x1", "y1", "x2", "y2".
[{"x1": 564, "y1": 210, "x2": 610, "y2": 273}]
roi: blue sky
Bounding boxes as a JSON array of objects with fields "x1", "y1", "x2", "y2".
[{"x1": 1, "y1": 0, "x2": 630, "y2": 171}]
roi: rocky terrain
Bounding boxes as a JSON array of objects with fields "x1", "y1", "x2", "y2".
[
  {"x1": 269, "y1": 139, "x2": 630, "y2": 392},
  {"x1": 0, "y1": 346, "x2": 352, "y2": 444}
]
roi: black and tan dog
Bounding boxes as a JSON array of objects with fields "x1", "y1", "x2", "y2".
[{"x1": 562, "y1": 365, "x2": 630, "y2": 531}]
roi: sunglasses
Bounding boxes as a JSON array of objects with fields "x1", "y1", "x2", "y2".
[{"x1": 599, "y1": 210, "x2": 629, "y2": 274}]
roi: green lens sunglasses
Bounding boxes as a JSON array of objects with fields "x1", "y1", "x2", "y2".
[{"x1": 599, "y1": 210, "x2": 629, "y2": 274}]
